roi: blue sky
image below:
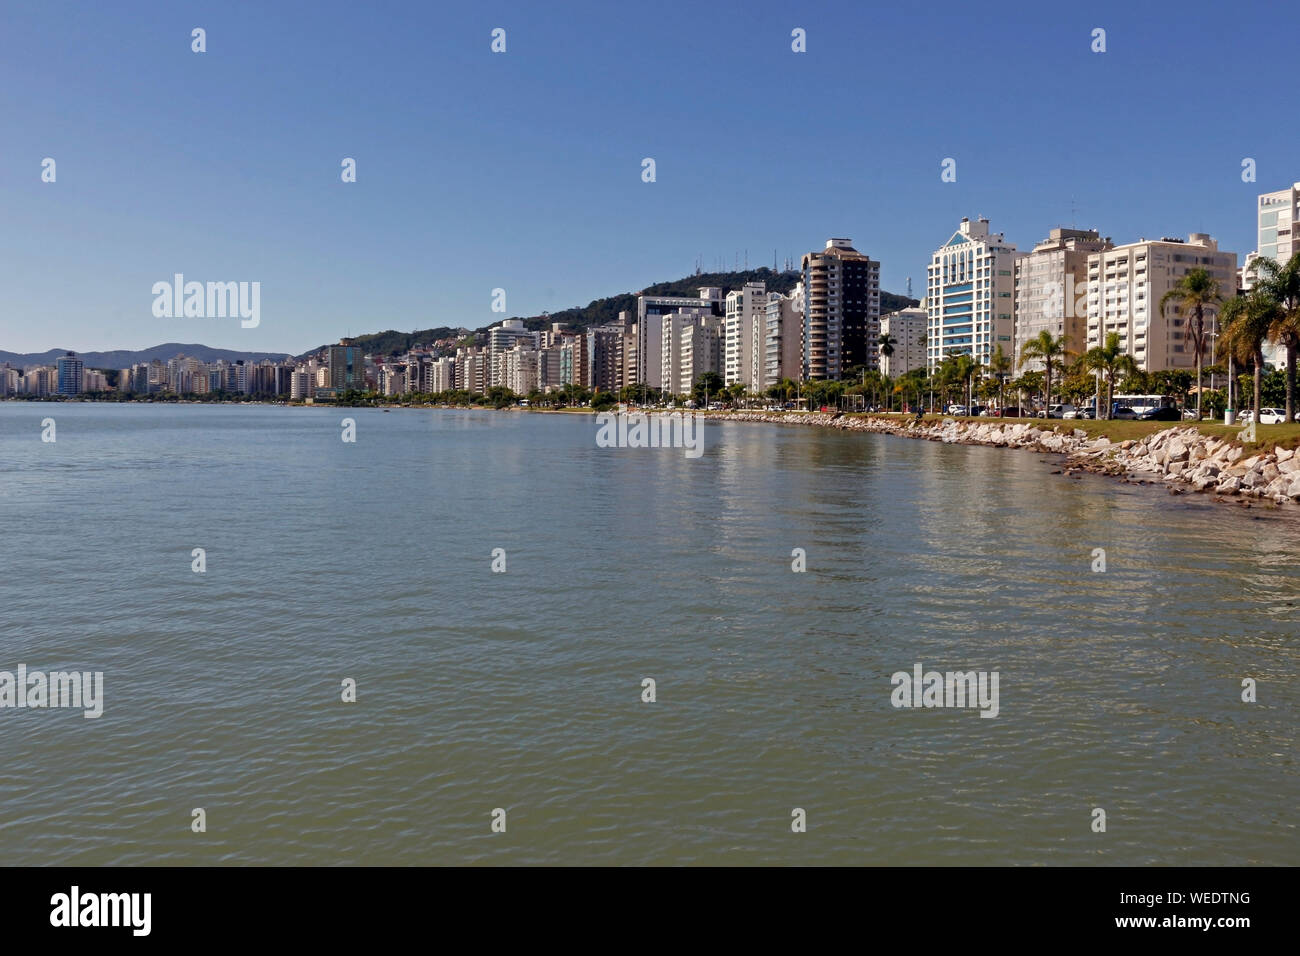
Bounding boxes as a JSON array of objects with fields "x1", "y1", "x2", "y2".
[{"x1": 1, "y1": 0, "x2": 1295, "y2": 354}]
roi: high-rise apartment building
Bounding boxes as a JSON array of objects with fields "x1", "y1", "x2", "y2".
[
  {"x1": 1014, "y1": 228, "x2": 1113, "y2": 369},
  {"x1": 879, "y1": 306, "x2": 928, "y2": 379},
  {"x1": 680, "y1": 315, "x2": 723, "y2": 395},
  {"x1": 586, "y1": 326, "x2": 625, "y2": 392},
  {"x1": 724, "y1": 282, "x2": 766, "y2": 389},
  {"x1": 802, "y1": 239, "x2": 881, "y2": 380},
  {"x1": 1254, "y1": 182, "x2": 1300, "y2": 366},
  {"x1": 327, "y1": 340, "x2": 366, "y2": 391},
  {"x1": 764, "y1": 286, "x2": 804, "y2": 388},
  {"x1": 56, "y1": 352, "x2": 83, "y2": 396},
  {"x1": 1085, "y1": 233, "x2": 1237, "y2": 372},
  {"x1": 926, "y1": 218, "x2": 1022, "y2": 371},
  {"x1": 636, "y1": 288, "x2": 723, "y2": 388},
  {"x1": 1257, "y1": 182, "x2": 1299, "y2": 264}
]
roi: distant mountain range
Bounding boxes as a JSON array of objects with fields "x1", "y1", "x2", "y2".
[
  {"x1": 4, "y1": 268, "x2": 922, "y2": 367},
  {"x1": 0, "y1": 343, "x2": 295, "y2": 370}
]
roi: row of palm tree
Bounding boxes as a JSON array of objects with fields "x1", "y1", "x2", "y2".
[
  {"x1": 1154, "y1": 254, "x2": 1300, "y2": 422},
  {"x1": 1007, "y1": 255, "x2": 1300, "y2": 421},
  {"x1": 1218, "y1": 253, "x2": 1300, "y2": 423}
]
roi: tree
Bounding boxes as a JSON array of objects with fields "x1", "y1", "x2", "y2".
[
  {"x1": 1220, "y1": 292, "x2": 1277, "y2": 429},
  {"x1": 941, "y1": 353, "x2": 979, "y2": 412},
  {"x1": 484, "y1": 385, "x2": 517, "y2": 409},
  {"x1": 989, "y1": 343, "x2": 1012, "y2": 411},
  {"x1": 1084, "y1": 332, "x2": 1139, "y2": 419},
  {"x1": 1152, "y1": 369, "x2": 1193, "y2": 408},
  {"x1": 878, "y1": 333, "x2": 897, "y2": 367},
  {"x1": 1248, "y1": 253, "x2": 1300, "y2": 422},
  {"x1": 1018, "y1": 331, "x2": 1067, "y2": 411},
  {"x1": 1159, "y1": 267, "x2": 1222, "y2": 421},
  {"x1": 691, "y1": 371, "x2": 723, "y2": 407},
  {"x1": 619, "y1": 383, "x2": 660, "y2": 405}
]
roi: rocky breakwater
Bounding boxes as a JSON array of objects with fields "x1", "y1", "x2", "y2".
[
  {"x1": 1062, "y1": 426, "x2": 1300, "y2": 506},
  {"x1": 720, "y1": 412, "x2": 1300, "y2": 508}
]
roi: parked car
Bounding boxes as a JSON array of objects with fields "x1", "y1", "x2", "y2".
[
  {"x1": 1139, "y1": 406, "x2": 1181, "y2": 421},
  {"x1": 1112, "y1": 406, "x2": 1139, "y2": 419},
  {"x1": 1238, "y1": 408, "x2": 1284, "y2": 424},
  {"x1": 1046, "y1": 403, "x2": 1076, "y2": 419}
]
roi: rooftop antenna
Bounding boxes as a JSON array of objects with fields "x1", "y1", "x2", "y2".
[{"x1": 907, "y1": 277, "x2": 913, "y2": 298}]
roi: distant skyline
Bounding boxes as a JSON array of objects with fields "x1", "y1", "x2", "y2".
[{"x1": 2, "y1": 0, "x2": 1295, "y2": 354}]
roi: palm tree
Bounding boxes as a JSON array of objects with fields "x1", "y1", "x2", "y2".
[
  {"x1": 1221, "y1": 293, "x2": 1277, "y2": 428},
  {"x1": 1248, "y1": 253, "x2": 1300, "y2": 422},
  {"x1": 1160, "y1": 268, "x2": 1222, "y2": 421},
  {"x1": 1018, "y1": 331, "x2": 1067, "y2": 413},
  {"x1": 950, "y1": 353, "x2": 980, "y2": 413},
  {"x1": 989, "y1": 343, "x2": 1012, "y2": 412},
  {"x1": 1084, "y1": 332, "x2": 1139, "y2": 419}
]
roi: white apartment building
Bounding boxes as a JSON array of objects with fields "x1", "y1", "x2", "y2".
[
  {"x1": 663, "y1": 312, "x2": 725, "y2": 396},
  {"x1": 537, "y1": 345, "x2": 563, "y2": 392},
  {"x1": 724, "y1": 282, "x2": 766, "y2": 389},
  {"x1": 456, "y1": 347, "x2": 489, "y2": 394},
  {"x1": 505, "y1": 345, "x2": 539, "y2": 396},
  {"x1": 926, "y1": 217, "x2": 1022, "y2": 370},
  {"x1": 636, "y1": 288, "x2": 722, "y2": 389},
  {"x1": 1014, "y1": 228, "x2": 1113, "y2": 369},
  {"x1": 290, "y1": 370, "x2": 312, "y2": 400},
  {"x1": 1258, "y1": 182, "x2": 1298, "y2": 264},
  {"x1": 379, "y1": 364, "x2": 407, "y2": 396},
  {"x1": 764, "y1": 285, "x2": 803, "y2": 388},
  {"x1": 1085, "y1": 233, "x2": 1237, "y2": 372},
  {"x1": 22, "y1": 367, "x2": 57, "y2": 396},
  {"x1": 429, "y1": 356, "x2": 456, "y2": 393},
  {"x1": 1254, "y1": 182, "x2": 1300, "y2": 367},
  {"x1": 680, "y1": 316, "x2": 723, "y2": 394},
  {"x1": 879, "y1": 306, "x2": 927, "y2": 379}
]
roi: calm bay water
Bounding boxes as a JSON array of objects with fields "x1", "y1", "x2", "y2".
[{"x1": 0, "y1": 402, "x2": 1295, "y2": 865}]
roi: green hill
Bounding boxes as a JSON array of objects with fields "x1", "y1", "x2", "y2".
[{"x1": 307, "y1": 268, "x2": 919, "y2": 357}]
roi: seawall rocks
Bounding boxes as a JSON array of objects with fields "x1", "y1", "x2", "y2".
[{"x1": 719, "y1": 412, "x2": 1299, "y2": 507}]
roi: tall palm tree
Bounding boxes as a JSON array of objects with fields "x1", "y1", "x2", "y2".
[
  {"x1": 950, "y1": 353, "x2": 980, "y2": 413},
  {"x1": 1018, "y1": 331, "x2": 1067, "y2": 412},
  {"x1": 877, "y1": 333, "x2": 898, "y2": 410},
  {"x1": 1084, "y1": 332, "x2": 1139, "y2": 419},
  {"x1": 1160, "y1": 268, "x2": 1222, "y2": 421},
  {"x1": 989, "y1": 343, "x2": 1012, "y2": 412},
  {"x1": 1221, "y1": 292, "x2": 1277, "y2": 428},
  {"x1": 1248, "y1": 253, "x2": 1300, "y2": 422}
]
